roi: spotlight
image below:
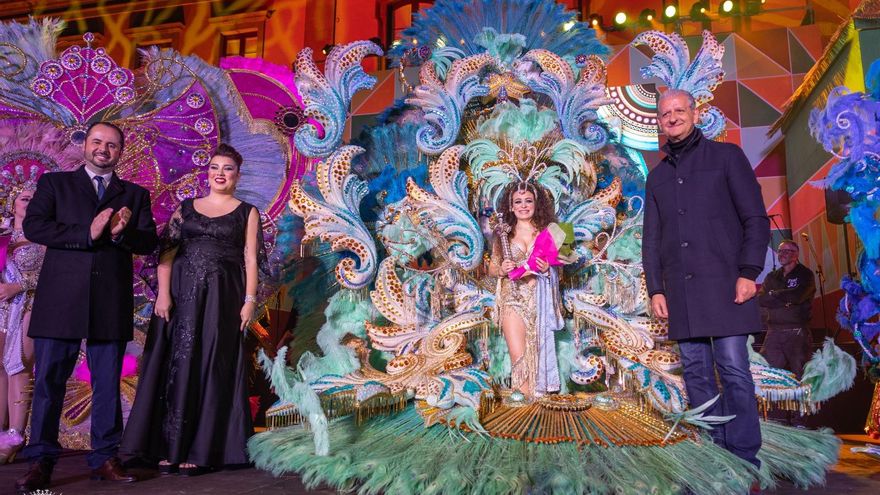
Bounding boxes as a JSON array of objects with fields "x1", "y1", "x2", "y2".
[
  {"x1": 745, "y1": 0, "x2": 764, "y2": 15},
  {"x1": 321, "y1": 44, "x2": 335, "y2": 55},
  {"x1": 639, "y1": 8, "x2": 656, "y2": 25},
  {"x1": 613, "y1": 12, "x2": 627, "y2": 26},
  {"x1": 562, "y1": 20, "x2": 576, "y2": 31},
  {"x1": 689, "y1": 0, "x2": 710, "y2": 22},
  {"x1": 588, "y1": 14, "x2": 602, "y2": 29},
  {"x1": 719, "y1": 0, "x2": 737, "y2": 16},
  {"x1": 662, "y1": 1, "x2": 678, "y2": 22}
]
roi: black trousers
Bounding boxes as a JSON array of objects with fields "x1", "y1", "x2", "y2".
[
  {"x1": 22, "y1": 337, "x2": 126, "y2": 469},
  {"x1": 762, "y1": 327, "x2": 811, "y2": 426},
  {"x1": 762, "y1": 327, "x2": 811, "y2": 378}
]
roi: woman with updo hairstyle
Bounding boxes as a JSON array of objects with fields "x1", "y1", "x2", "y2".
[
  {"x1": 488, "y1": 182, "x2": 565, "y2": 401},
  {"x1": 122, "y1": 143, "x2": 264, "y2": 475}
]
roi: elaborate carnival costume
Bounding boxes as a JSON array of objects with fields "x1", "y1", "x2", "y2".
[
  {"x1": 810, "y1": 58, "x2": 880, "y2": 452},
  {"x1": 246, "y1": 1, "x2": 856, "y2": 493},
  {"x1": 491, "y1": 232, "x2": 564, "y2": 398}
]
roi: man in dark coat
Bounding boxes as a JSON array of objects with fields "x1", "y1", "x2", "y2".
[
  {"x1": 642, "y1": 89, "x2": 770, "y2": 469},
  {"x1": 16, "y1": 122, "x2": 158, "y2": 493}
]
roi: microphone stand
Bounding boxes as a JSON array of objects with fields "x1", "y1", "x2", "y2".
[{"x1": 802, "y1": 234, "x2": 830, "y2": 339}]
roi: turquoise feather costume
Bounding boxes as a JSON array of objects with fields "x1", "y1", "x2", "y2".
[{"x1": 249, "y1": 1, "x2": 853, "y2": 493}]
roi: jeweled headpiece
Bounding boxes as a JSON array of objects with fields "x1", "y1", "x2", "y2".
[
  {"x1": 0, "y1": 164, "x2": 44, "y2": 216},
  {"x1": 0, "y1": 123, "x2": 80, "y2": 218},
  {"x1": 633, "y1": 30, "x2": 726, "y2": 140}
]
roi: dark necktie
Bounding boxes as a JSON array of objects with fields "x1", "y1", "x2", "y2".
[{"x1": 94, "y1": 176, "x2": 106, "y2": 200}]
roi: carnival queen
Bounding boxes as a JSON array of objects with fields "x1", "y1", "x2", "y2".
[{"x1": 488, "y1": 182, "x2": 567, "y2": 401}]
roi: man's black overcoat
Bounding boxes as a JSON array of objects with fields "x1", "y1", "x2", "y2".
[
  {"x1": 642, "y1": 130, "x2": 770, "y2": 340},
  {"x1": 24, "y1": 166, "x2": 158, "y2": 341}
]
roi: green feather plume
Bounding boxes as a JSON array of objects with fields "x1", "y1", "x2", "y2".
[
  {"x1": 801, "y1": 337, "x2": 857, "y2": 402},
  {"x1": 249, "y1": 406, "x2": 842, "y2": 495}
]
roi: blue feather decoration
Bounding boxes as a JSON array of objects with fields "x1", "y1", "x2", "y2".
[{"x1": 387, "y1": 0, "x2": 610, "y2": 64}]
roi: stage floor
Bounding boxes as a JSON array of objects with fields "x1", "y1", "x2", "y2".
[{"x1": 0, "y1": 437, "x2": 877, "y2": 494}]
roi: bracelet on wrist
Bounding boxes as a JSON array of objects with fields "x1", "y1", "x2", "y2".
[{"x1": 244, "y1": 295, "x2": 258, "y2": 304}]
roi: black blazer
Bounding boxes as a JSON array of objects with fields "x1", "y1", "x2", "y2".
[
  {"x1": 24, "y1": 166, "x2": 159, "y2": 341},
  {"x1": 642, "y1": 130, "x2": 770, "y2": 340}
]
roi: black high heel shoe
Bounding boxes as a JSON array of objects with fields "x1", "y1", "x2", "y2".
[
  {"x1": 179, "y1": 464, "x2": 211, "y2": 476},
  {"x1": 157, "y1": 461, "x2": 178, "y2": 475}
]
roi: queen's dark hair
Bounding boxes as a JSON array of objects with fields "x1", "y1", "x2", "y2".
[{"x1": 496, "y1": 183, "x2": 557, "y2": 237}]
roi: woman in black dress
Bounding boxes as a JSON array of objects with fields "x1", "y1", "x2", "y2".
[{"x1": 122, "y1": 143, "x2": 261, "y2": 475}]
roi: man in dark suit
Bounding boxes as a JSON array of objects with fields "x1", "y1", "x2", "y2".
[
  {"x1": 16, "y1": 122, "x2": 158, "y2": 493},
  {"x1": 642, "y1": 89, "x2": 770, "y2": 473}
]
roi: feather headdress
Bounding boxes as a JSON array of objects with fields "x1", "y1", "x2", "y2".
[{"x1": 463, "y1": 99, "x2": 593, "y2": 210}]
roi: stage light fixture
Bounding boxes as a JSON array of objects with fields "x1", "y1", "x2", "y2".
[
  {"x1": 719, "y1": 0, "x2": 736, "y2": 15},
  {"x1": 613, "y1": 12, "x2": 627, "y2": 26},
  {"x1": 588, "y1": 14, "x2": 602, "y2": 29},
  {"x1": 639, "y1": 8, "x2": 656, "y2": 24},
  {"x1": 745, "y1": 0, "x2": 764, "y2": 15},
  {"x1": 562, "y1": 20, "x2": 576, "y2": 31},
  {"x1": 321, "y1": 44, "x2": 335, "y2": 55},
  {"x1": 662, "y1": 2, "x2": 679, "y2": 22},
  {"x1": 690, "y1": 0, "x2": 710, "y2": 21}
]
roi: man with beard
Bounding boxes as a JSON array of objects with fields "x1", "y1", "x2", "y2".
[
  {"x1": 16, "y1": 122, "x2": 158, "y2": 493},
  {"x1": 642, "y1": 89, "x2": 769, "y2": 483}
]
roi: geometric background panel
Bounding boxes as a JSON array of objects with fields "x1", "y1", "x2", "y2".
[
  {"x1": 788, "y1": 30, "x2": 819, "y2": 75},
  {"x1": 754, "y1": 140, "x2": 788, "y2": 178},
  {"x1": 720, "y1": 33, "x2": 738, "y2": 81},
  {"x1": 606, "y1": 46, "x2": 630, "y2": 87},
  {"x1": 788, "y1": 25, "x2": 823, "y2": 66},
  {"x1": 739, "y1": 75, "x2": 795, "y2": 111},
  {"x1": 740, "y1": 126, "x2": 780, "y2": 167},
  {"x1": 733, "y1": 35, "x2": 789, "y2": 79},
  {"x1": 713, "y1": 81, "x2": 740, "y2": 126},
  {"x1": 739, "y1": 29, "x2": 791, "y2": 72},
  {"x1": 737, "y1": 83, "x2": 782, "y2": 127},
  {"x1": 628, "y1": 46, "x2": 655, "y2": 86}
]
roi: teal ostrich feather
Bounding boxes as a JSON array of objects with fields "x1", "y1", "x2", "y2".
[
  {"x1": 249, "y1": 405, "x2": 841, "y2": 494},
  {"x1": 801, "y1": 337, "x2": 857, "y2": 402},
  {"x1": 476, "y1": 98, "x2": 558, "y2": 143},
  {"x1": 387, "y1": 0, "x2": 610, "y2": 64}
]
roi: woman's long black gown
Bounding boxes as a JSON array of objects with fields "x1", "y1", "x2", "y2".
[{"x1": 122, "y1": 198, "x2": 254, "y2": 466}]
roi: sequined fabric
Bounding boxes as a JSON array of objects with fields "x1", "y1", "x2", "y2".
[
  {"x1": 0, "y1": 229, "x2": 44, "y2": 375},
  {"x1": 122, "y1": 199, "x2": 257, "y2": 466},
  {"x1": 492, "y1": 242, "x2": 563, "y2": 398}
]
